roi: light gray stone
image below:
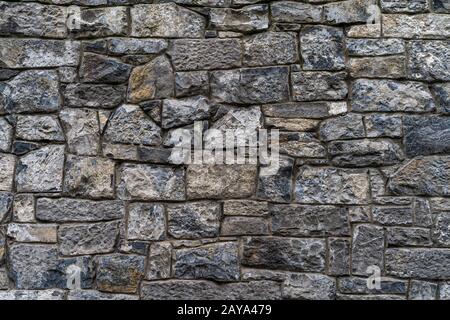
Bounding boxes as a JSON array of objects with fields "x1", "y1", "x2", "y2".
[
  {"x1": 0, "y1": 192, "x2": 13, "y2": 223},
  {"x1": 381, "y1": 0, "x2": 428, "y2": 13},
  {"x1": 408, "y1": 40, "x2": 450, "y2": 81},
  {"x1": 271, "y1": 2, "x2": 322, "y2": 23},
  {"x1": 0, "y1": 117, "x2": 12, "y2": 151},
  {"x1": 0, "y1": 153, "x2": 15, "y2": 191},
  {"x1": 384, "y1": 14, "x2": 450, "y2": 39},
  {"x1": 283, "y1": 273, "x2": 336, "y2": 300},
  {"x1": 12, "y1": 194, "x2": 34, "y2": 222},
  {"x1": 221, "y1": 216, "x2": 269, "y2": 236},
  {"x1": 175, "y1": 71, "x2": 209, "y2": 97},
  {"x1": 127, "y1": 203, "x2": 165, "y2": 241},
  {"x1": 0, "y1": 290, "x2": 66, "y2": 300},
  {"x1": 323, "y1": 0, "x2": 376, "y2": 24},
  {"x1": 162, "y1": 96, "x2": 211, "y2": 129},
  {"x1": 365, "y1": 114, "x2": 402, "y2": 138},
  {"x1": 16, "y1": 115, "x2": 64, "y2": 142},
  {"x1": 108, "y1": 38, "x2": 167, "y2": 55},
  {"x1": 346, "y1": 38, "x2": 405, "y2": 56},
  {"x1": 409, "y1": 280, "x2": 438, "y2": 300},
  {"x1": 433, "y1": 213, "x2": 450, "y2": 246},
  {"x1": 68, "y1": 290, "x2": 138, "y2": 300},
  {"x1": 146, "y1": 242, "x2": 172, "y2": 280},
  {"x1": 210, "y1": 5, "x2": 269, "y2": 32},
  {"x1": 319, "y1": 114, "x2": 365, "y2": 141},
  {"x1": 7, "y1": 223, "x2": 57, "y2": 243}
]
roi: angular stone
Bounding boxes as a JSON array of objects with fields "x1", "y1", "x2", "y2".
[
  {"x1": 221, "y1": 216, "x2": 269, "y2": 236},
  {"x1": 295, "y1": 167, "x2": 370, "y2": 204},
  {"x1": 349, "y1": 206, "x2": 371, "y2": 223},
  {"x1": 386, "y1": 248, "x2": 450, "y2": 279},
  {"x1": 0, "y1": 117, "x2": 12, "y2": 151},
  {"x1": 433, "y1": 0, "x2": 450, "y2": 12},
  {"x1": 0, "y1": 268, "x2": 7, "y2": 289},
  {"x1": 352, "y1": 224, "x2": 385, "y2": 275},
  {"x1": 0, "y1": 191, "x2": 13, "y2": 222},
  {"x1": 104, "y1": 105, "x2": 162, "y2": 146},
  {"x1": 346, "y1": 38, "x2": 405, "y2": 56},
  {"x1": 146, "y1": 242, "x2": 172, "y2": 280},
  {"x1": 319, "y1": 114, "x2": 365, "y2": 141},
  {"x1": 384, "y1": 14, "x2": 450, "y2": 39},
  {"x1": 68, "y1": 290, "x2": 138, "y2": 300},
  {"x1": 141, "y1": 280, "x2": 281, "y2": 300},
  {"x1": 36, "y1": 198, "x2": 124, "y2": 222},
  {"x1": 16, "y1": 115, "x2": 64, "y2": 142},
  {"x1": 170, "y1": 39, "x2": 241, "y2": 71},
  {"x1": 131, "y1": 3, "x2": 206, "y2": 38},
  {"x1": 338, "y1": 276, "x2": 407, "y2": 294},
  {"x1": 271, "y1": 204, "x2": 350, "y2": 237},
  {"x1": 223, "y1": 200, "x2": 269, "y2": 216},
  {"x1": 408, "y1": 41, "x2": 450, "y2": 81},
  {"x1": 323, "y1": 0, "x2": 375, "y2": 24},
  {"x1": 381, "y1": 0, "x2": 428, "y2": 13},
  {"x1": 0, "y1": 228, "x2": 4, "y2": 262},
  {"x1": 365, "y1": 114, "x2": 402, "y2": 138},
  {"x1": 439, "y1": 282, "x2": 450, "y2": 300},
  {"x1": 96, "y1": 254, "x2": 145, "y2": 293},
  {"x1": 127, "y1": 203, "x2": 165, "y2": 241},
  {"x1": 0, "y1": 153, "x2": 15, "y2": 191},
  {"x1": 58, "y1": 221, "x2": 120, "y2": 256},
  {"x1": 0, "y1": 2, "x2": 67, "y2": 38},
  {"x1": 328, "y1": 238, "x2": 351, "y2": 276},
  {"x1": 211, "y1": 106, "x2": 263, "y2": 133},
  {"x1": 187, "y1": 165, "x2": 257, "y2": 199},
  {"x1": 388, "y1": 156, "x2": 450, "y2": 196},
  {"x1": 372, "y1": 206, "x2": 413, "y2": 226},
  {"x1": 271, "y1": 2, "x2": 322, "y2": 23},
  {"x1": 262, "y1": 101, "x2": 347, "y2": 119},
  {"x1": 12, "y1": 194, "x2": 33, "y2": 222},
  {"x1": 433, "y1": 213, "x2": 450, "y2": 246},
  {"x1": 63, "y1": 155, "x2": 115, "y2": 199},
  {"x1": 210, "y1": 5, "x2": 269, "y2": 32},
  {"x1": 0, "y1": 290, "x2": 66, "y2": 300},
  {"x1": 64, "y1": 84, "x2": 125, "y2": 108},
  {"x1": 0, "y1": 39, "x2": 80, "y2": 68},
  {"x1": 265, "y1": 117, "x2": 319, "y2": 132},
  {"x1": 409, "y1": 280, "x2": 438, "y2": 300},
  {"x1": 387, "y1": 227, "x2": 431, "y2": 246},
  {"x1": 211, "y1": 67, "x2": 289, "y2": 104},
  {"x1": 108, "y1": 38, "x2": 167, "y2": 55},
  {"x1": 73, "y1": 7, "x2": 128, "y2": 38},
  {"x1": 279, "y1": 132, "x2": 326, "y2": 158},
  {"x1": 175, "y1": 71, "x2": 209, "y2": 97},
  {"x1": 351, "y1": 79, "x2": 435, "y2": 112},
  {"x1": 60, "y1": 108, "x2": 100, "y2": 156},
  {"x1": 16, "y1": 145, "x2": 64, "y2": 193},
  {"x1": 283, "y1": 273, "x2": 336, "y2": 300},
  {"x1": 243, "y1": 32, "x2": 298, "y2": 67},
  {"x1": 173, "y1": 242, "x2": 240, "y2": 281},
  {"x1": 292, "y1": 71, "x2": 348, "y2": 101},
  {"x1": 127, "y1": 55, "x2": 174, "y2": 103},
  {"x1": 257, "y1": 156, "x2": 293, "y2": 202},
  {"x1": 242, "y1": 237, "x2": 326, "y2": 272},
  {"x1": 117, "y1": 163, "x2": 185, "y2": 200},
  {"x1": 433, "y1": 83, "x2": 450, "y2": 114},
  {"x1": 349, "y1": 56, "x2": 405, "y2": 78},
  {"x1": 7, "y1": 223, "x2": 57, "y2": 243},
  {"x1": 415, "y1": 198, "x2": 433, "y2": 227},
  {"x1": 328, "y1": 139, "x2": 405, "y2": 167},
  {"x1": 80, "y1": 53, "x2": 131, "y2": 84},
  {"x1": 162, "y1": 96, "x2": 211, "y2": 129},
  {"x1": 347, "y1": 23, "x2": 381, "y2": 38},
  {"x1": 301, "y1": 26, "x2": 345, "y2": 71},
  {"x1": 1, "y1": 70, "x2": 61, "y2": 113},
  {"x1": 167, "y1": 202, "x2": 221, "y2": 239}
]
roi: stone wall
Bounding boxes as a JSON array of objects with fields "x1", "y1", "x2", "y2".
[{"x1": 1, "y1": 0, "x2": 450, "y2": 300}]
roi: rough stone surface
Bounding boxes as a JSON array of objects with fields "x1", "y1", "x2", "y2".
[
  {"x1": 127, "y1": 203, "x2": 165, "y2": 241},
  {"x1": 283, "y1": 273, "x2": 336, "y2": 300},
  {"x1": 352, "y1": 224, "x2": 385, "y2": 276},
  {"x1": 292, "y1": 71, "x2": 348, "y2": 101},
  {"x1": 408, "y1": 41, "x2": 450, "y2": 81},
  {"x1": 210, "y1": 5, "x2": 269, "y2": 32}
]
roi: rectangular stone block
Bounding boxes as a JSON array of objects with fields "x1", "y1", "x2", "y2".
[
  {"x1": 352, "y1": 224, "x2": 385, "y2": 276},
  {"x1": 292, "y1": 71, "x2": 348, "y2": 101},
  {"x1": 7, "y1": 223, "x2": 57, "y2": 243}
]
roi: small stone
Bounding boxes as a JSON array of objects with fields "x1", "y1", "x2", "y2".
[
  {"x1": 433, "y1": 0, "x2": 450, "y2": 12},
  {"x1": 131, "y1": 3, "x2": 206, "y2": 38},
  {"x1": 15, "y1": 145, "x2": 64, "y2": 193},
  {"x1": 349, "y1": 206, "x2": 371, "y2": 223},
  {"x1": 300, "y1": 26, "x2": 345, "y2": 71},
  {"x1": 7, "y1": 223, "x2": 57, "y2": 243},
  {"x1": 372, "y1": 206, "x2": 413, "y2": 226},
  {"x1": 96, "y1": 254, "x2": 145, "y2": 293},
  {"x1": 384, "y1": 14, "x2": 450, "y2": 39},
  {"x1": 349, "y1": 56, "x2": 405, "y2": 78},
  {"x1": 175, "y1": 71, "x2": 209, "y2": 97},
  {"x1": 64, "y1": 84, "x2": 125, "y2": 108},
  {"x1": 0, "y1": 117, "x2": 12, "y2": 151},
  {"x1": 167, "y1": 201, "x2": 221, "y2": 239},
  {"x1": 291, "y1": 71, "x2": 348, "y2": 101},
  {"x1": 128, "y1": 55, "x2": 174, "y2": 103},
  {"x1": 80, "y1": 53, "x2": 131, "y2": 84},
  {"x1": 1, "y1": 70, "x2": 61, "y2": 113},
  {"x1": 0, "y1": 39, "x2": 80, "y2": 68},
  {"x1": 221, "y1": 217, "x2": 269, "y2": 236},
  {"x1": 0, "y1": 268, "x2": 7, "y2": 289},
  {"x1": 352, "y1": 224, "x2": 385, "y2": 276},
  {"x1": 243, "y1": 32, "x2": 298, "y2": 67},
  {"x1": 0, "y1": 153, "x2": 15, "y2": 191},
  {"x1": 16, "y1": 115, "x2": 64, "y2": 142},
  {"x1": 433, "y1": 83, "x2": 450, "y2": 114},
  {"x1": 104, "y1": 105, "x2": 162, "y2": 146},
  {"x1": 36, "y1": 198, "x2": 124, "y2": 222},
  {"x1": 67, "y1": 290, "x2": 138, "y2": 300},
  {"x1": 108, "y1": 38, "x2": 168, "y2": 55},
  {"x1": 12, "y1": 194, "x2": 34, "y2": 222},
  {"x1": 162, "y1": 96, "x2": 211, "y2": 129},
  {"x1": 387, "y1": 227, "x2": 431, "y2": 246},
  {"x1": 58, "y1": 67, "x2": 77, "y2": 83},
  {"x1": 60, "y1": 108, "x2": 100, "y2": 156},
  {"x1": 439, "y1": 282, "x2": 450, "y2": 300},
  {"x1": 409, "y1": 280, "x2": 438, "y2": 300},
  {"x1": 386, "y1": 248, "x2": 450, "y2": 279},
  {"x1": 388, "y1": 156, "x2": 450, "y2": 196},
  {"x1": 283, "y1": 273, "x2": 336, "y2": 300},
  {"x1": 0, "y1": 192, "x2": 13, "y2": 222},
  {"x1": 323, "y1": 0, "x2": 375, "y2": 24},
  {"x1": 346, "y1": 38, "x2": 405, "y2": 56},
  {"x1": 0, "y1": 290, "x2": 66, "y2": 300},
  {"x1": 73, "y1": 7, "x2": 128, "y2": 38},
  {"x1": 433, "y1": 213, "x2": 450, "y2": 246},
  {"x1": 380, "y1": 0, "x2": 428, "y2": 13},
  {"x1": 127, "y1": 203, "x2": 165, "y2": 241},
  {"x1": 271, "y1": 204, "x2": 350, "y2": 237},
  {"x1": 223, "y1": 200, "x2": 269, "y2": 216},
  {"x1": 319, "y1": 114, "x2": 365, "y2": 141},
  {"x1": 242, "y1": 236, "x2": 326, "y2": 272},
  {"x1": 407, "y1": 40, "x2": 450, "y2": 81},
  {"x1": 173, "y1": 242, "x2": 240, "y2": 281},
  {"x1": 271, "y1": 2, "x2": 322, "y2": 23},
  {"x1": 365, "y1": 114, "x2": 402, "y2": 138},
  {"x1": 146, "y1": 242, "x2": 172, "y2": 280},
  {"x1": 351, "y1": 79, "x2": 435, "y2": 112},
  {"x1": 262, "y1": 102, "x2": 345, "y2": 119},
  {"x1": 187, "y1": 164, "x2": 257, "y2": 199},
  {"x1": 265, "y1": 117, "x2": 319, "y2": 132},
  {"x1": 257, "y1": 156, "x2": 293, "y2": 202},
  {"x1": 63, "y1": 155, "x2": 115, "y2": 199},
  {"x1": 415, "y1": 198, "x2": 433, "y2": 227},
  {"x1": 117, "y1": 163, "x2": 185, "y2": 200},
  {"x1": 58, "y1": 221, "x2": 120, "y2": 256},
  {"x1": 211, "y1": 67, "x2": 290, "y2": 104},
  {"x1": 279, "y1": 132, "x2": 326, "y2": 158},
  {"x1": 295, "y1": 167, "x2": 370, "y2": 204},
  {"x1": 328, "y1": 238, "x2": 351, "y2": 276},
  {"x1": 347, "y1": 24, "x2": 381, "y2": 38},
  {"x1": 210, "y1": 5, "x2": 269, "y2": 32}
]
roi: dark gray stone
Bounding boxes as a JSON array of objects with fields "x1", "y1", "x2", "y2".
[
  {"x1": 210, "y1": 5, "x2": 269, "y2": 32},
  {"x1": 352, "y1": 224, "x2": 385, "y2": 276},
  {"x1": 271, "y1": 2, "x2": 322, "y2": 23},
  {"x1": 80, "y1": 53, "x2": 131, "y2": 84},
  {"x1": 346, "y1": 38, "x2": 405, "y2": 56},
  {"x1": 283, "y1": 273, "x2": 336, "y2": 300},
  {"x1": 328, "y1": 238, "x2": 351, "y2": 276},
  {"x1": 408, "y1": 41, "x2": 450, "y2": 81},
  {"x1": 292, "y1": 71, "x2": 348, "y2": 101},
  {"x1": 257, "y1": 156, "x2": 293, "y2": 202},
  {"x1": 63, "y1": 84, "x2": 125, "y2": 108},
  {"x1": 319, "y1": 114, "x2": 365, "y2": 141}
]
